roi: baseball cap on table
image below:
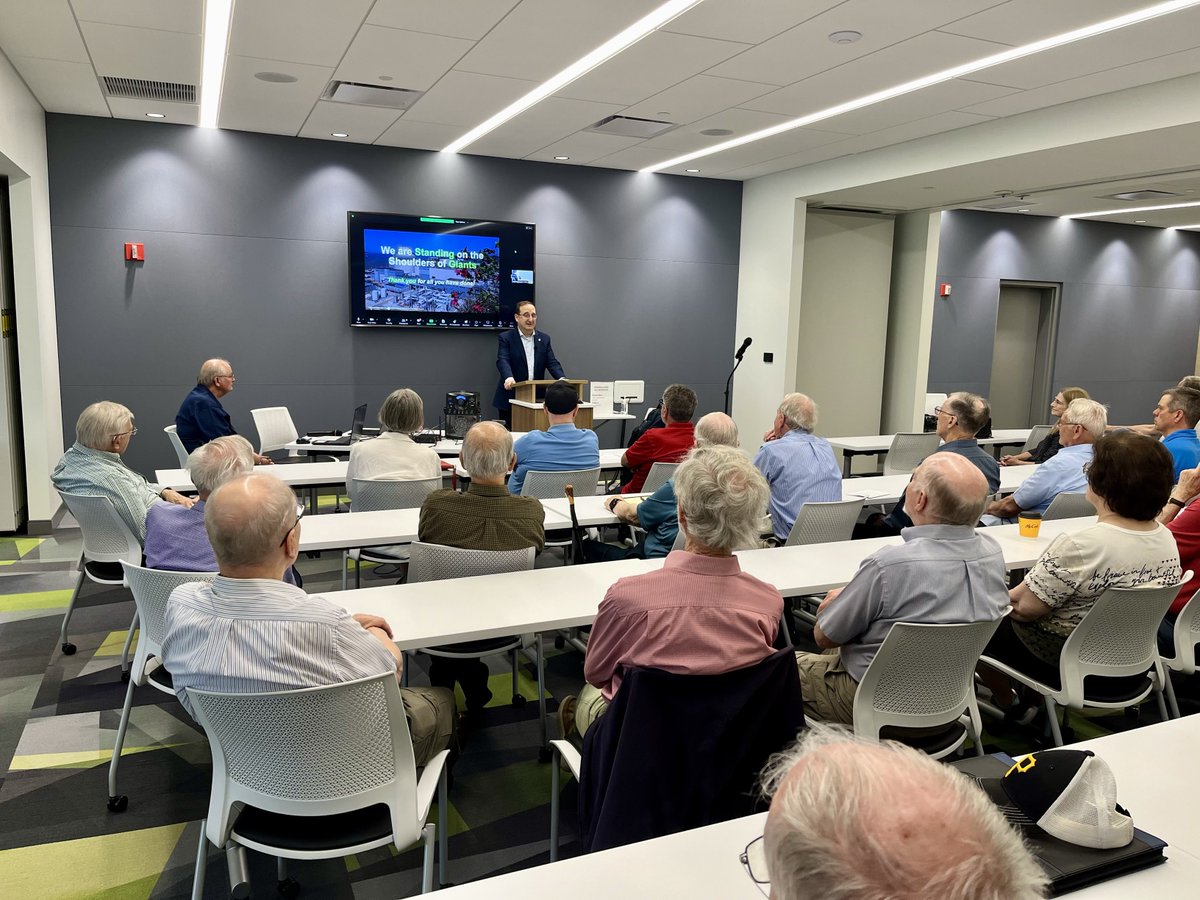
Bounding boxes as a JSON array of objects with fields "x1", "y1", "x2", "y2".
[
  {"x1": 973, "y1": 749, "x2": 1134, "y2": 850},
  {"x1": 544, "y1": 382, "x2": 579, "y2": 414}
]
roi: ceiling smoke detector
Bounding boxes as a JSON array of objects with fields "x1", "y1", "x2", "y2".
[{"x1": 828, "y1": 30, "x2": 863, "y2": 44}]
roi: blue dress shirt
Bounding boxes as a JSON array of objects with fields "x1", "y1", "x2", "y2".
[
  {"x1": 1010, "y1": 442, "x2": 1093, "y2": 514},
  {"x1": 509, "y1": 423, "x2": 600, "y2": 495},
  {"x1": 637, "y1": 479, "x2": 679, "y2": 558},
  {"x1": 1162, "y1": 428, "x2": 1200, "y2": 480},
  {"x1": 753, "y1": 429, "x2": 843, "y2": 541}
]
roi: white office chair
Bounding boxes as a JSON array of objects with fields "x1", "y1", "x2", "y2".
[
  {"x1": 882, "y1": 432, "x2": 939, "y2": 476},
  {"x1": 1021, "y1": 424, "x2": 1053, "y2": 453},
  {"x1": 56, "y1": 492, "x2": 142, "y2": 662},
  {"x1": 342, "y1": 477, "x2": 442, "y2": 590},
  {"x1": 188, "y1": 672, "x2": 451, "y2": 897},
  {"x1": 1042, "y1": 491, "x2": 1096, "y2": 520},
  {"x1": 1160, "y1": 587, "x2": 1200, "y2": 718},
  {"x1": 979, "y1": 575, "x2": 1190, "y2": 745},
  {"x1": 107, "y1": 563, "x2": 217, "y2": 813},
  {"x1": 164, "y1": 425, "x2": 188, "y2": 467},
  {"x1": 250, "y1": 407, "x2": 300, "y2": 457},
  {"x1": 784, "y1": 498, "x2": 865, "y2": 547},
  {"x1": 522, "y1": 467, "x2": 601, "y2": 563},
  {"x1": 549, "y1": 739, "x2": 582, "y2": 862},
  {"x1": 854, "y1": 618, "x2": 1003, "y2": 760},
  {"x1": 640, "y1": 462, "x2": 678, "y2": 494}
]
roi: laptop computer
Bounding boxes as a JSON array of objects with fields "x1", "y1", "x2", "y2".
[{"x1": 319, "y1": 404, "x2": 368, "y2": 446}]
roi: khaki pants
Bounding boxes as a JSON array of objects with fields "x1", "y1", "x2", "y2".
[
  {"x1": 402, "y1": 685, "x2": 457, "y2": 767},
  {"x1": 794, "y1": 649, "x2": 858, "y2": 725},
  {"x1": 575, "y1": 683, "x2": 611, "y2": 738}
]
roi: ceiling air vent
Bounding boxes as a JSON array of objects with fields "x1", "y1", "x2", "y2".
[
  {"x1": 587, "y1": 115, "x2": 675, "y2": 138},
  {"x1": 1100, "y1": 189, "x2": 1180, "y2": 201},
  {"x1": 325, "y1": 81, "x2": 423, "y2": 109},
  {"x1": 102, "y1": 76, "x2": 195, "y2": 103}
]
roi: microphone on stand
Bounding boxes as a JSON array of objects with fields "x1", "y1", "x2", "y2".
[
  {"x1": 735, "y1": 336, "x2": 753, "y2": 361},
  {"x1": 725, "y1": 337, "x2": 754, "y2": 415}
]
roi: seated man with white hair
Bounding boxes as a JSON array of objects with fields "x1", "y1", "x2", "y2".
[
  {"x1": 52, "y1": 400, "x2": 194, "y2": 543},
  {"x1": 753, "y1": 724, "x2": 1048, "y2": 900},
  {"x1": 162, "y1": 474, "x2": 454, "y2": 766},
  {"x1": 563, "y1": 445, "x2": 783, "y2": 737},
  {"x1": 754, "y1": 392, "x2": 842, "y2": 542},
  {"x1": 982, "y1": 397, "x2": 1106, "y2": 525}
]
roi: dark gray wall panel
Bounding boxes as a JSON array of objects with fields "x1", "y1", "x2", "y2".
[
  {"x1": 931, "y1": 210, "x2": 1200, "y2": 424},
  {"x1": 47, "y1": 116, "x2": 741, "y2": 474}
]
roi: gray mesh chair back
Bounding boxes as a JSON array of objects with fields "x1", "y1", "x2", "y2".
[
  {"x1": 250, "y1": 406, "x2": 299, "y2": 455},
  {"x1": 784, "y1": 498, "x2": 865, "y2": 547},
  {"x1": 1022, "y1": 424, "x2": 1052, "y2": 453},
  {"x1": 189, "y1": 673, "x2": 450, "y2": 895},
  {"x1": 351, "y1": 477, "x2": 441, "y2": 510},
  {"x1": 55, "y1": 492, "x2": 143, "y2": 656},
  {"x1": 164, "y1": 425, "x2": 188, "y2": 467},
  {"x1": 107, "y1": 563, "x2": 216, "y2": 813},
  {"x1": 521, "y1": 467, "x2": 601, "y2": 499},
  {"x1": 853, "y1": 618, "x2": 1003, "y2": 759},
  {"x1": 641, "y1": 462, "x2": 678, "y2": 494},
  {"x1": 882, "y1": 432, "x2": 940, "y2": 476},
  {"x1": 407, "y1": 542, "x2": 535, "y2": 583},
  {"x1": 1042, "y1": 491, "x2": 1095, "y2": 521}
]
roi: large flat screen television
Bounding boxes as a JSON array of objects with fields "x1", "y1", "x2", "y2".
[{"x1": 348, "y1": 211, "x2": 535, "y2": 329}]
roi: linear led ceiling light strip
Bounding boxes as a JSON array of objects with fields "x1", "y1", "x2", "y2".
[{"x1": 200, "y1": 0, "x2": 234, "y2": 128}]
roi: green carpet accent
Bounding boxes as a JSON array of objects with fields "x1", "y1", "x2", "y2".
[
  {"x1": 8, "y1": 742, "x2": 197, "y2": 771},
  {"x1": 429, "y1": 800, "x2": 470, "y2": 838},
  {"x1": 0, "y1": 589, "x2": 75, "y2": 612},
  {"x1": 0, "y1": 536, "x2": 45, "y2": 560},
  {"x1": 458, "y1": 759, "x2": 556, "y2": 829},
  {"x1": 96, "y1": 629, "x2": 138, "y2": 657},
  {"x1": 89, "y1": 872, "x2": 163, "y2": 900}
]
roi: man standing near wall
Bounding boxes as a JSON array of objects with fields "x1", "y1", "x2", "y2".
[{"x1": 493, "y1": 301, "x2": 565, "y2": 428}]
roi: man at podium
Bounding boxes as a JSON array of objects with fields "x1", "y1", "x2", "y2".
[{"x1": 494, "y1": 300, "x2": 564, "y2": 427}]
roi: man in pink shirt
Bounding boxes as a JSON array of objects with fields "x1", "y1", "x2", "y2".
[{"x1": 562, "y1": 445, "x2": 783, "y2": 737}]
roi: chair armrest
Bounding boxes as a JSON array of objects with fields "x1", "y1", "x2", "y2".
[
  {"x1": 413, "y1": 749, "x2": 452, "y2": 821},
  {"x1": 550, "y1": 739, "x2": 582, "y2": 780}
]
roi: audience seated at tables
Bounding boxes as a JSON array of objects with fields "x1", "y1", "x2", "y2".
[
  {"x1": 174, "y1": 357, "x2": 271, "y2": 464},
  {"x1": 980, "y1": 432, "x2": 1182, "y2": 723},
  {"x1": 1152, "y1": 386, "x2": 1200, "y2": 480},
  {"x1": 1000, "y1": 385, "x2": 1090, "y2": 466},
  {"x1": 854, "y1": 391, "x2": 999, "y2": 539},
  {"x1": 345, "y1": 387, "x2": 441, "y2": 499},
  {"x1": 1156, "y1": 465, "x2": 1200, "y2": 655},
  {"x1": 1109, "y1": 375, "x2": 1200, "y2": 436},
  {"x1": 563, "y1": 445, "x2": 781, "y2": 738},
  {"x1": 508, "y1": 381, "x2": 599, "y2": 496},
  {"x1": 161, "y1": 474, "x2": 455, "y2": 766},
  {"x1": 418, "y1": 421, "x2": 545, "y2": 716},
  {"x1": 982, "y1": 398, "x2": 1105, "y2": 524},
  {"x1": 753, "y1": 392, "x2": 842, "y2": 542},
  {"x1": 583, "y1": 411, "x2": 739, "y2": 562},
  {"x1": 619, "y1": 383, "x2": 697, "y2": 493},
  {"x1": 795, "y1": 454, "x2": 1009, "y2": 725},
  {"x1": 52, "y1": 400, "x2": 194, "y2": 544},
  {"x1": 755, "y1": 724, "x2": 1048, "y2": 900}
]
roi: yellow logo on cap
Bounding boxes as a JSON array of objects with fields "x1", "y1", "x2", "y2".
[{"x1": 1006, "y1": 755, "x2": 1038, "y2": 778}]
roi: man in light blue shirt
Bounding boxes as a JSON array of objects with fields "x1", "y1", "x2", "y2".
[
  {"x1": 754, "y1": 392, "x2": 843, "y2": 541},
  {"x1": 508, "y1": 381, "x2": 599, "y2": 495},
  {"x1": 982, "y1": 398, "x2": 1105, "y2": 524},
  {"x1": 1154, "y1": 386, "x2": 1200, "y2": 480}
]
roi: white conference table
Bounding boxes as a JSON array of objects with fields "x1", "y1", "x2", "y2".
[
  {"x1": 434, "y1": 714, "x2": 1200, "y2": 898},
  {"x1": 828, "y1": 428, "x2": 1032, "y2": 475},
  {"x1": 328, "y1": 517, "x2": 1094, "y2": 649}
]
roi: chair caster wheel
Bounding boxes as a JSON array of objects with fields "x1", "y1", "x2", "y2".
[
  {"x1": 277, "y1": 876, "x2": 301, "y2": 899},
  {"x1": 538, "y1": 746, "x2": 553, "y2": 763},
  {"x1": 554, "y1": 636, "x2": 565, "y2": 650},
  {"x1": 121, "y1": 670, "x2": 131, "y2": 683},
  {"x1": 107, "y1": 794, "x2": 128, "y2": 813},
  {"x1": 1124, "y1": 706, "x2": 1141, "y2": 721},
  {"x1": 62, "y1": 642, "x2": 76, "y2": 655},
  {"x1": 511, "y1": 694, "x2": 527, "y2": 707}
]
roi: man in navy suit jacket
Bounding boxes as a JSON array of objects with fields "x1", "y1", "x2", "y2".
[{"x1": 494, "y1": 300, "x2": 565, "y2": 424}]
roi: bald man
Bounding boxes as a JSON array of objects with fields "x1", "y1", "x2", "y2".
[
  {"x1": 756, "y1": 725, "x2": 1048, "y2": 900},
  {"x1": 162, "y1": 474, "x2": 454, "y2": 766},
  {"x1": 794, "y1": 454, "x2": 1010, "y2": 724},
  {"x1": 175, "y1": 358, "x2": 271, "y2": 464}
]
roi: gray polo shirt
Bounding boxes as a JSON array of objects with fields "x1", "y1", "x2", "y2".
[{"x1": 817, "y1": 523, "x2": 1010, "y2": 681}]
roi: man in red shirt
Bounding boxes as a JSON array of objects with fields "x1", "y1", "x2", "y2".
[
  {"x1": 1157, "y1": 464, "x2": 1200, "y2": 654},
  {"x1": 620, "y1": 383, "x2": 697, "y2": 492}
]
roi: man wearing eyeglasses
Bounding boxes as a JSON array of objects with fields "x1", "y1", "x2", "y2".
[
  {"x1": 982, "y1": 398, "x2": 1105, "y2": 525},
  {"x1": 175, "y1": 358, "x2": 272, "y2": 464},
  {"x1": 493, "y1": 301, "x2": 565, "y2": 427},
  {"x1": 162, "y1": 474, "x2": 455, "y2": 766}
]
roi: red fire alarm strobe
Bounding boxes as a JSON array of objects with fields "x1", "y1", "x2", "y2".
[
  {"x1": 939, "y1": 283, "x2": 951, "y2": 297},
  {"x1": 124, "y1": 242, "x2": 145, "y2": 261}
]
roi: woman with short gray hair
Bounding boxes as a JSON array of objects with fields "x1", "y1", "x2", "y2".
[
  {"x1": 346, "y1": 388, "x2": 441, "y2": 503},
  {"x1": 51, "y1": 401, "x2": 194, "y2": 543}
]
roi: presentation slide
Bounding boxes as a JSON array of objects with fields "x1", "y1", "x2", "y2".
[{"x1": 363, "y1": 228, "x2": 501, "y2": 314}]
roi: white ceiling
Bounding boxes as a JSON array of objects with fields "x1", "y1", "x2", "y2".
[{"x1": 5, "y1": 0, "x2": 1200, "y2": 227}]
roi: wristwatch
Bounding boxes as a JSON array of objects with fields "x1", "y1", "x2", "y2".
[{"x1": 1168, "y1": 496, "x2": 1187, "y2": 508}]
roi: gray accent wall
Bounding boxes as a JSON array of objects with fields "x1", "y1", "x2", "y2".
[
  {"x1": 46, "y1": 115, "x2": 742, "y2": 476},
  {"x1": 930, "y1": 209, "x2": 1200, "y2": 424}
]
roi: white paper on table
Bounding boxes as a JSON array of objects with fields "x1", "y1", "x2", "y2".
[{"x1": 591, "y1": 382, "x2": 614, "y2": 415}]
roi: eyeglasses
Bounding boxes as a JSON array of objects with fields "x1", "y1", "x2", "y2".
[
  {"x1": 280, "y1": 502, "x2": 305, "y2": 547},
  {"x1": 1059, "y1": 419, "x2": 1079, "y2": 428},
  {"x1": 219, "y1": 372, "x2": 235, "y2": 380},
  {"x1": 516, "y1": 312, "x2": 537, "y2": 320},
  {"x1": 114, "y1": 427, "x2": 139, "y2": 438},
  {"x1": 933, "y1": 406, "x2": 956, "y2": 418},
  {"x1": 739, "y1": 835, "x2": 770, "y2": 896}
]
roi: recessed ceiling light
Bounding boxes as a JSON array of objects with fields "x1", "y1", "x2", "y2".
[
  {"x1": 554, "y1": 155, "x2": 569, "y2": 160},
  {"x1": 700, "y1": 128, "x2": 733, "y2": 137},
  {"x1": 378, "y1": 75, "x2": 394, "y2": 82},
  {"x1": 201, "y1": 0, "x2": 234, "y2": 127},
  {"x1": 443, "y1": 0, "x2": 704, "y2": 154},
  {"x1": 1064, "y1": 199, "x2": 1200, "y2": 219},
  {"x1": 331, "y1": 132, "x2": 349, "y2": 138},
  {"x1": 1135, "y1": 219, "x2": 1147, "y2": 223},
  {"x1": 828, "y1": 30, "x2": 863, "y2": 44},
  {"x1": 685, "y1": 168, "x2": 700, "y2": 173},
  {"x1": 254, "y1": 72, "x2": 298, "y2": 83},
  {"x1": 641, "y1": 0, "x2": 1200, "y2": 174},
  {"x1": 145, "y1": 112, "x2": 166, "y2": 118},
  {"x1": 1018, "y1": 208, "x2": 1030, "y2": 213}
]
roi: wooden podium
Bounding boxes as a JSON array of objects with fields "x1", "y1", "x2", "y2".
[{"x1": 510, "y1": 379, "x2": 591, "y2": 432}]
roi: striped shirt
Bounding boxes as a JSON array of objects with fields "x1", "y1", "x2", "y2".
[
  {"x1": 162, "y1": 576, "x2": 396, "y2": 717},
  {"x1": 753, "y1": 428, "x2": 843, "y2": 541},
  {"x1": 51, "y1": 442, "x2": 164, "y2": 543}
]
